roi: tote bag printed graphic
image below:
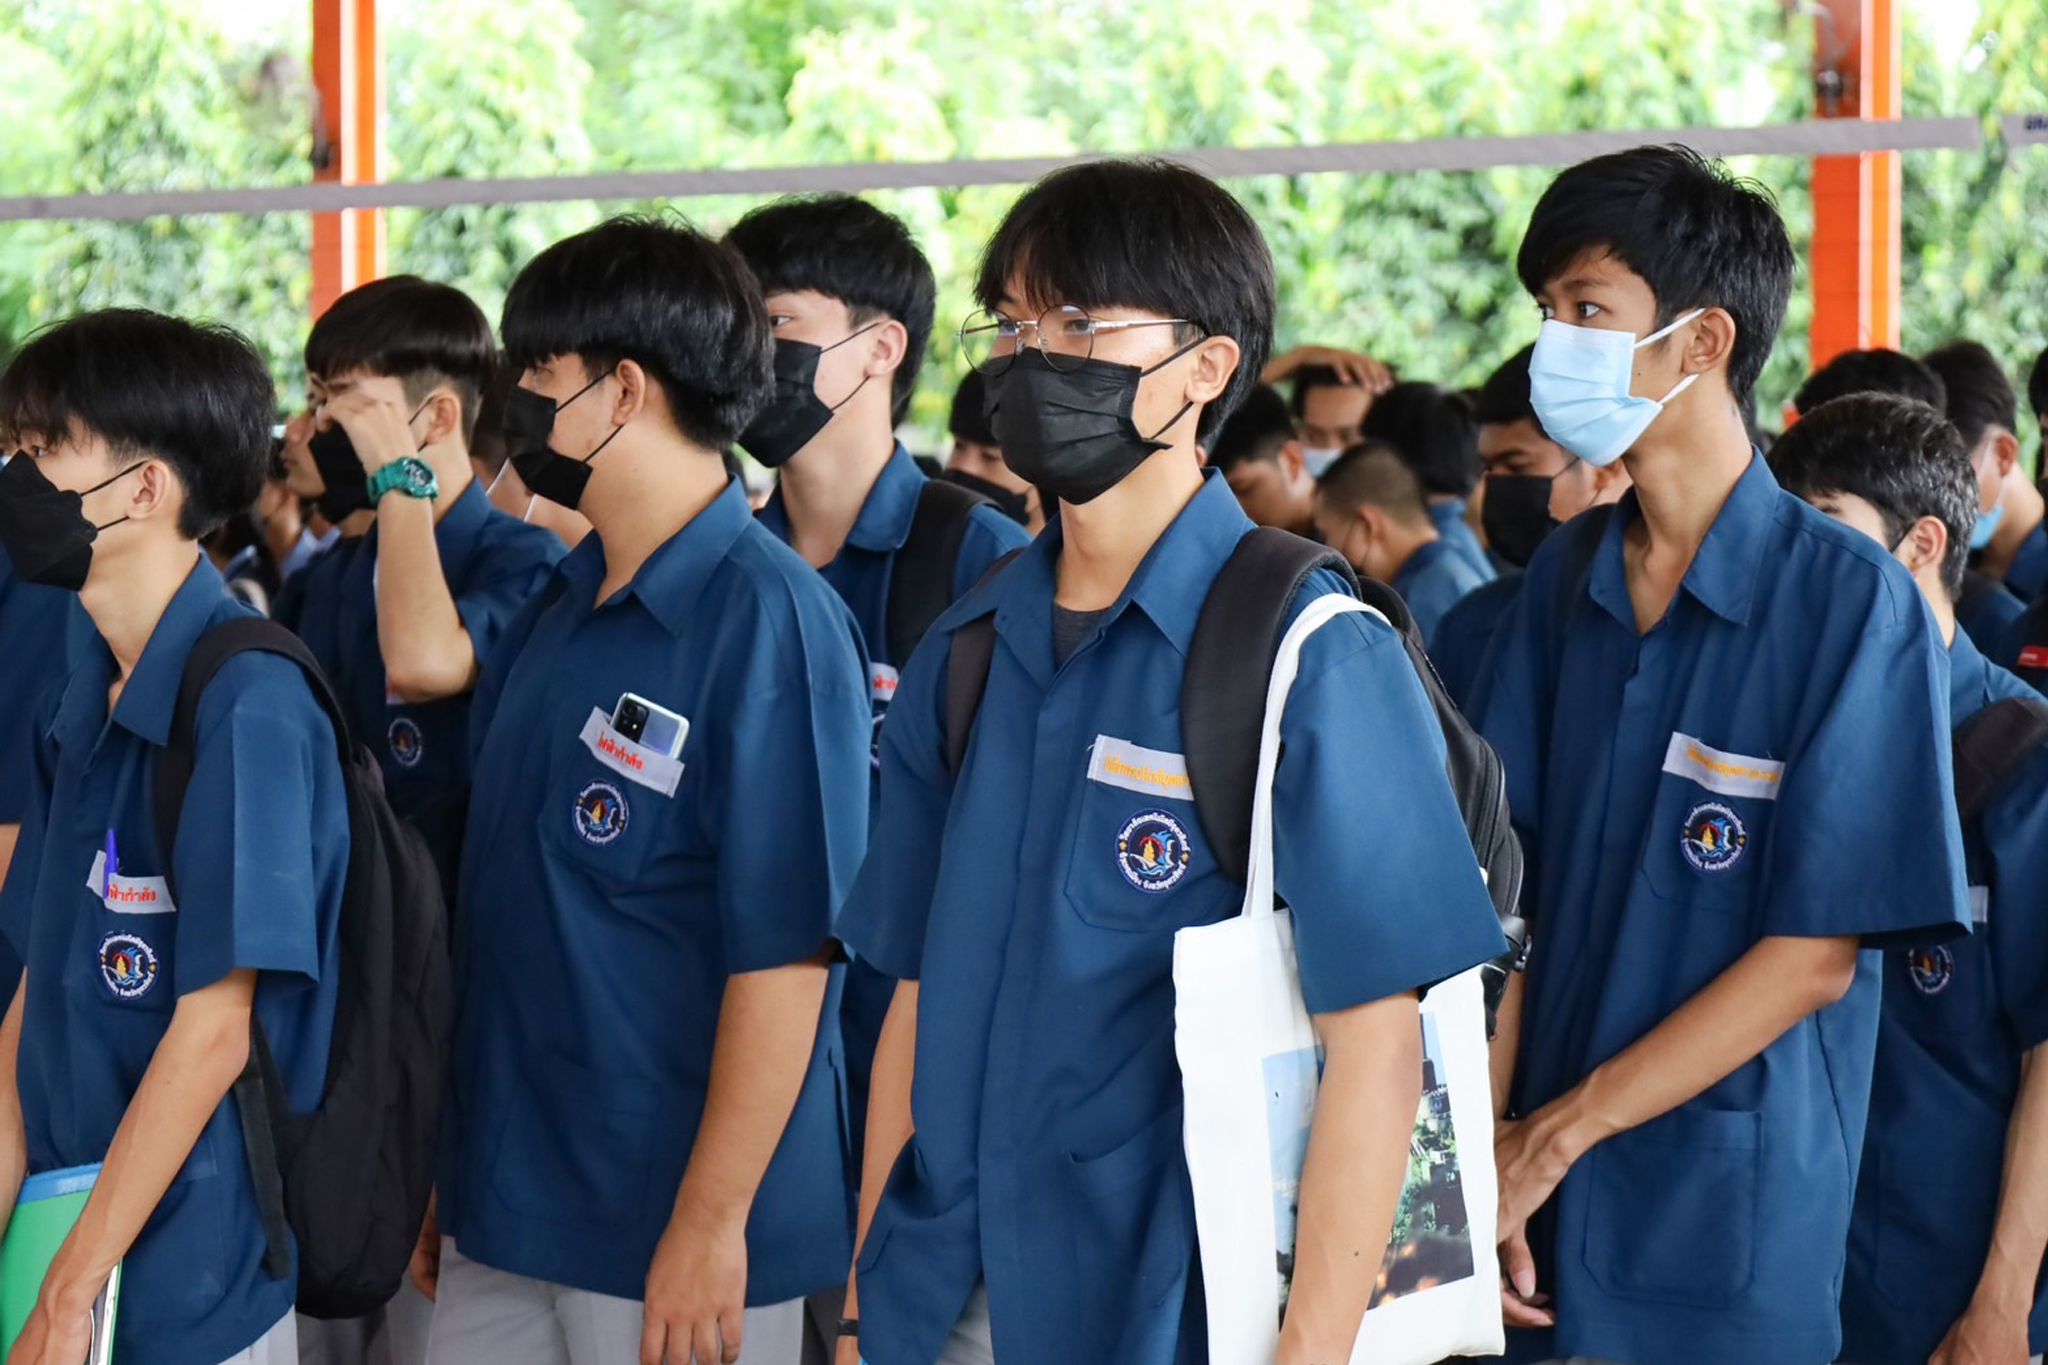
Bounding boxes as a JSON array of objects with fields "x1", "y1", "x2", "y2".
[{"x1": 1176, "y1": 594, "x2": 1503, "y2": 1365}]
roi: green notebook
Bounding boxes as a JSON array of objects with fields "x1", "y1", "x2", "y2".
[{"x1": 2, "y1": 1165, "x2": 119, "y2": 1363}]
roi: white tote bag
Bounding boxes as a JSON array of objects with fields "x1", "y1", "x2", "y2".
[{"x1": 1174, "y1": 592, "x2": 1505, "y2": 1365}]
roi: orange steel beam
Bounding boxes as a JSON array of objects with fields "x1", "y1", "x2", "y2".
[
  {"x1": 310, "y1": 0, "x2": 383, "y2": 318},
  {"x1": 1810, "y1": 0, "x2": 1901, "y2": 367}
]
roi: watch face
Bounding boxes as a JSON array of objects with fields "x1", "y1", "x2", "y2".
[{"x1": 405, "y1": 461, "x2": 435, "y2": 494}]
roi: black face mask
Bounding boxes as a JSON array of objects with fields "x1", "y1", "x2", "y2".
[
  {"x1": 0, "y1": 453, "x2": 144, "y2": 592},
  {"x1": 1479, "y1": 473, "x2": 1557, "y2": 570},
  {"x1": 502, "y1": 373, "x2": 618, "y2": 511},
  {"x1": 983, "y1": 345, "x2": 1199, "y2": 507},
  {"x1": 736, "y1": 326, "x2": 880, "y2": 469},
  {"x1": 306, "y1": 398, "x2": 431, "y2": 523}
]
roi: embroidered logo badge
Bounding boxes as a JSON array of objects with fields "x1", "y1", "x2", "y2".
[
  {"x1": 1680, "y1": 801, "x2": 1748, "y2": 873},
  {"x1": 573, "y1": 780, "x2": 630, "y2": 846},
  {"x1": 387, "y1": 717, "x2": 425, "y2": 769},
  {"x1": 1907, "y1": 946, "x2": 1954, "y2": 996},
  {"x1": 99, "y1": 932, "x2": 159, "y2": 999},
  {"x1": 1117, "y1": 810, "x2": 1192, "y2": 893}
]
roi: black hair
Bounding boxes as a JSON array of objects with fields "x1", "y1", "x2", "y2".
[
  {"x1": 1359, "y1": 381, "x2": 1481, "y2": 497},
  {"x1": 949, "y1": 369, "x2": 996, "y2": 447},
  {"x1": 1517, "y1": 144, "x2": 1794, "y2": 403},
  {"x1": 1792, "y1": 348, "x2": 1946, "y2": 416},
  {"x1": 304, "y1": 275, "x2": 497, "y2": 444},
  {"x1": 501, "y1": 214, "x2": 774, "y2": 453},
  {"x1": 2029, "y1": 344, "x2": 2048, "y2": 424},
  {"x1": 1316, "y1": 439, "x2": 1429, "y2": 526},
  {"x1": 469, "y1": 356, "x2": 519, "y2": 476},
  {"x1": 724, "y1": 195, "x2": 937, "y2": 426},
  {"x1": 974, "y1": 157, "x2": 1275, "y2": 442},
  {"x1": 1921, "y1": 339, "x2": 2017, "y2": 449},
  {"x1": 1473, "y1": 345, "x2": 1542, "y2": 431},
  {"x1": 1767, "y1": 392, "x2": 1974, "y2": 599},
  {"x1": 1288, "y1": 364, "x2": 1364, "y2": 418},
  {"x1": 1209, "y1": 383, "x2": 1295, "y2": 473},
  {"x1": 0, "y1": 308, "x2": 273, "y2": 539}
]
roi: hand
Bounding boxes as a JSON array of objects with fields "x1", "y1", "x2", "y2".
[
  {"x1": 408, "y1": 1191, "x2": 442, "y2": 1302},
  {"x1": 833, "y1": 1336, "x2": 864, "y2": 1365},
  {"x1": 1497, "y1": 1223, "x2": 1554, "y2": 1329},
  {"x1": 1928, "y1": 1295, "x2": 2031, "y2": 1365},
  {"x1": 641, "y1": 1207, "x2": 748, "y2": 1365},
  {"x1": 1263, "y1": 344, "x2": 1394, "y2": 395},
  {"x1": 320, "y1": 387, "x2": 423, "y2": 476},
  {"x1": 6, "y1": 1291, "x2": 95, "y2": 1365},
  {"x1": 1494, "y1": 1111, "x2": 1581, "y2": 1242}
]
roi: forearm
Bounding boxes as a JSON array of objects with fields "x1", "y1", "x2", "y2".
[
  {"x1": 1490, "y1": 969, "x2": 1525, "y2": 1121},
  {"x1": 373, "y1": 495, "x2": 478, "y2": 702},
  {"x1": 0, "y1": 977, "x2": 28, "y2": 1242},
  {"x1": 1972, "y1": 1047, "x2": 2048, "y2": 1313},
  {"x1": 671, "y1": 951, "x2": 833, "y2": 1232},
  {"x1": 1534, "y1": 934, "x2": 1858, "y2": 1159},
  {"x1": 42, "y1": 970, "x2": 256, "y2": 1312},
  {"x1": 846, "y1": 980, "x2": 919, "y2": 1318},
  {"x1": 1280, "y1": 992, "x2": 1423, "y2": 1362},
  {"x1": 0, "y1": 823, "x2": 18, "y2": 888}
]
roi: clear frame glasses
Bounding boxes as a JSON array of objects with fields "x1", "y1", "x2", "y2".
[{"x1": 960, "y1": 305, "x2": 1194, "y2": 375}]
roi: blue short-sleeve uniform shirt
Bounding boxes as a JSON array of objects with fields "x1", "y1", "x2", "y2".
[
  {"x1": 1839, "y1": 627, "x2": 2048, "y2": 1363},
  {"x1": 839, "y1": 472, "x2": 1507, "y2": 1365},
  {"x1": 1392, "y1": 536, "x2": 1491, "y2": 646},
  {"x1": 1430, "y1": 497, "x2": 1497, "y2": 586},
  {"x1": 1429, "y1": 572, "x2": 1522, "y2": 715},
  {"x1": 1957, "y1": 571, "x2": 2027, "y2": 654},
  {"x1": 277, "y1": 481, "x2": 561, "y2": 895},
  {"x1": 2005, "y1": 519, "x2": 2048, "y2": 601},
  {"x1": 0, "y1": 554, "x2": 86, "y2": 825},
  {"x1": 1476, "y1": 455, "x2": 1970, "y2": 1365},
  {"x1": 438, "y1": 479, "x2": 871, "y2": 1305},
  {"x1": 0, "y1": 556, "x2": 346, "y2": 1365}
]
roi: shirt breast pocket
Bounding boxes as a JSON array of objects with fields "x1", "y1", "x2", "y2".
[
  {"x1": 1060, "y1": 778, "x2": 1219, "y2": 935},
  {"x1": 537, "y1": 741, "x2": 676, "y2": 886},
  {"x1": 76, "y1": 884, "x2": 179, "y2": 1017},
  {"x1": 1639, "y1": 771, "x2": 1775, "y2": 912}
]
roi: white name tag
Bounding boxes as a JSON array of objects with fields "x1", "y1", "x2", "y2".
[
  {"x1": 870, "y1": 664, "x2": 900, "y2": 705},
  {"x1": 1662, "y1": 732, "x2": 1784, "y2": 801},
  {"x1": 1969, "y1": 885, "x2": 1989, "y2": 925},
  {"x1": 85, "y1": 851, "x2": 177, "y2": 915},
  {"x1": 579, "y1": 708, "x2": 685, "y2": 798},
  {"x1": 1086, "y1": 735, "x2": 1194, "y2": 801}
]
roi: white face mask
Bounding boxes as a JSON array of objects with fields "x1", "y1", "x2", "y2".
[
  {"x1": 1527, "y1": 309, "x2": 1705, "y2": 467},
  {"x1": 1300, "y1": 445, "x2": 1344, "y2": 478}
]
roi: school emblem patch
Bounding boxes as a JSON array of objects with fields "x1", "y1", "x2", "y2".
[
  {"x1": 1680, "y1": 801, "x2": 1748, "y2": 874},
  {"x1": 1907, "y1": 946, "x2": 1954, "y2": 996},
  {"x1": 387, "y1": 717, "x2": 425, "y2": 769},
  {"x1": 573, "y1": 780, "x2": 630, "y2": 846},
  {"x1": 1117, "y1": 810, "x2": 1192, "y2": 893},
  {"x1": 98, "y1": 932, "x2": 159, "y2": 999}
]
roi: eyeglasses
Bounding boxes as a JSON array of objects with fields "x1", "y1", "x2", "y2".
[{"x1": 960, "y1": 306, "x2": 1196, "y2": 375}]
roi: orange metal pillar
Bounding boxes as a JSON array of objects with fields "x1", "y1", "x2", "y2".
[
  {"x1": 1809, "y1": 0, "x2": 1901, "y2": 367},
  {"x1": 310, "y1": 0, "x2": 383, "y2": 318}
]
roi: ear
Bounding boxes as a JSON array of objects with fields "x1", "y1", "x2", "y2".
[
  {"x1": 1181, "y1": 335, "x2": 1242, "y2": 408},
  {"x1": 127, "y1": 457, "x2": 184, "y2": 527},
  {"x1": 1994, "y1": 429, "x2": 2020, "y2": 480},
  {"x1": 1277, "y1": 439, "x2": 1306, "y2": 483},
  {"x1": 1591, "y1": 461, "x2": 1633, "y2": 498},
  {"x1": 864, "y1": 318, "x2": 909, "y2": 378},
  {"x1": 1899, "y1": 512, "x2": 1949, "y2": 579},
  {"x1": 608, "y1": 359, "x2": 650, "y2": 427},
  {"x1": 421, "y1": 388, "x2": 464, "y2": 448},
  {"x1": 1676, "y1": 307, "x2": 1737, "y2": 380}
]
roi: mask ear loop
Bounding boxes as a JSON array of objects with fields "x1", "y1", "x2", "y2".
[
  {"x1": 1136, "y1": 332, "x2": 1210, "y2": 443},
  {"x1": 83, "y1": 461, "x2": 150, "y2": 534},
  {"x1": 816, "y1": 321, "x2": 886, "y2": 413}
]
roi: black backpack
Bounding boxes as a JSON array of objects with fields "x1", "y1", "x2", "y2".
[
  {"x1": 1952, "y1": 695, "x2": 2048, "y2": 823},
  {"x1": 885, "y1": 478, "x2": 996, "y2": 668},
  {"x1": 152, "y1": 618, "x2": 450, "y2": 1320},
  {"x1": 943, "y1": 527, "x2": 1529, "y2": 1030}
]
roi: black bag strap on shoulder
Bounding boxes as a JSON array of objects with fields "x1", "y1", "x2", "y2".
[
  {"x1": 889, "y1": 477, "x2": 993, "y2": 669},
  {"x1": 150, "y1": 617, "x2": 354, "y2": 1282},
  {"x1": 1183, "y1": 527, "x2": 1360, "y2": 886},
  {"x1": 1953, "y1": 695, "x2": 2048, "y2": 824},
  {"x1": 942, "y1": 548, "x2": 1026, "y2": 776}
]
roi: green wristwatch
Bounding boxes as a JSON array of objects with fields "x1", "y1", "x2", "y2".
[{"x1": 366, "y1": 456, "x2": 439, "y2": 504}]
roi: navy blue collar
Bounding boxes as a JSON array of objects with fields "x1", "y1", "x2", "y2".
[
  {"x1": 556, "y1": 479, "x2": 753, "y2": 637},
  {"x1": 757, "y1": 442, "x2": 920, "y2": 556},
  {"x1": 55, "y1": 552, "x2": 223, "y2": 750},
  {"x1": 1589, "y1": 452, "x2": 1777, "y2": 629}
]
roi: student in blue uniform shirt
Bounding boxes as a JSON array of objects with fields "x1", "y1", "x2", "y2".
[
  {"x1": 941, "y1": 370, "x2": 1038, "y2": 533},
  {"x1": 1260, "y1": 344, "x2": 1395, "y2": 476},
  {"x1": 0, "y1": 309, "x2": 348, "y2": 1365},
  {"x1": 1213, "y1": 383, "x2": 1321, "y2": 538},
  {"x1": 1313, "y1": 439, "x2": 1488, "y2": 642},
  {"x1": 1360, "y1": 380, "x2": 1496, "y2": 585},
  {"x1": 1432, "y1": 344, "x2": 1630, "y2": 713},
  {"x1": 836, "y1": 158, "x2": 1506, "y2": 1365},
  {"x1": 1474, "y1": 146, "x2": 1970, "y2": 1365},
  {"x1": 418, "y1": 216, "x2": 870, "y2": 1365},
  {"x1": 273, "y1": 278, "x2": 563, "y2": 902},
  {"x1": 0, "y1": 547, "x2": 85, "y2": 901},
  {"x1": 1923, "y1": 341, "x2": 2041, "y2": 606},
  {"x1": 1768, "y1": 393, "x2": 2048, "y2": 1365}
]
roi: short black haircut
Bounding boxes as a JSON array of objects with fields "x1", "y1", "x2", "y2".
[
  {"x1": 724, "y1": 195, "x2": 937, "y2": 426},
  {"x1": 974, "y1": 157, "x2": 1275, "y2": 442},
  {"x1": 1209, "y1": 383, "x2": 1295, "y2": 473},
  {"x1": 1289, "y1": 364, "x2": 1365, "y2": 418},
  {"x1": 1316, "y1": 439, "x2": 1429, "y2": 526},
  {"x1": 304, "y1": 275, "x2": 497, "y2": 444},
  {"x1": 0, "y1": 308, "x2": 273, "y2": 540},
  {"x1": 1921, "y1": 339, "x2": 2017, "y2": 449},
  {"x1": 1473, "y1": 344, "x2": 1542, "y2": 431},
  {"x1": 949, "y1": 369, "x2": 995, "y2": 447},
  {"x1": 501, "y1": 214, "x2": 774, "y2": 453},
  {"x1": 1768, "y1": 392, "x2": 1974, "y2": 599},
  {"x1": 1359, "y1": 381, "x2": 1481, "y2": 497},
  {"x1": 2029, "y1": 344, "x2": 2048, "y2": 425},
  {"x1": 1791, "y1": 348, "x2": 1946, "y2": 416},
  {"x1": 1517, "y1": 144, "x2": 1794, "y2": 403}
]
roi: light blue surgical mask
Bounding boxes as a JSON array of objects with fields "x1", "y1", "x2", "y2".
[
  {"x1": 1971, "y1": 501, "x2": 2004, "y2": 550},
  {"x1": 1528, "y1": 310, "x2": 1705, "y2": 467}
]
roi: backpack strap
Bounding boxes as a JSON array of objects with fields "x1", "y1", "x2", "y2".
[
  {"x1": 940, "y1": 549, "x2": 1026, "y2": 777},
  {"x1": 1953, "y1": 695, "x2": 2048, "y2": 825},
  {"x1": 889, "y1": 478, "x2": 993, "y2": 669},
  {"x1": 1183, "y1": 528, "x2": 1360, "y2": 888},
  {"x1": 149, "y1": 616, "x2": 354, "y2": 1285}
]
